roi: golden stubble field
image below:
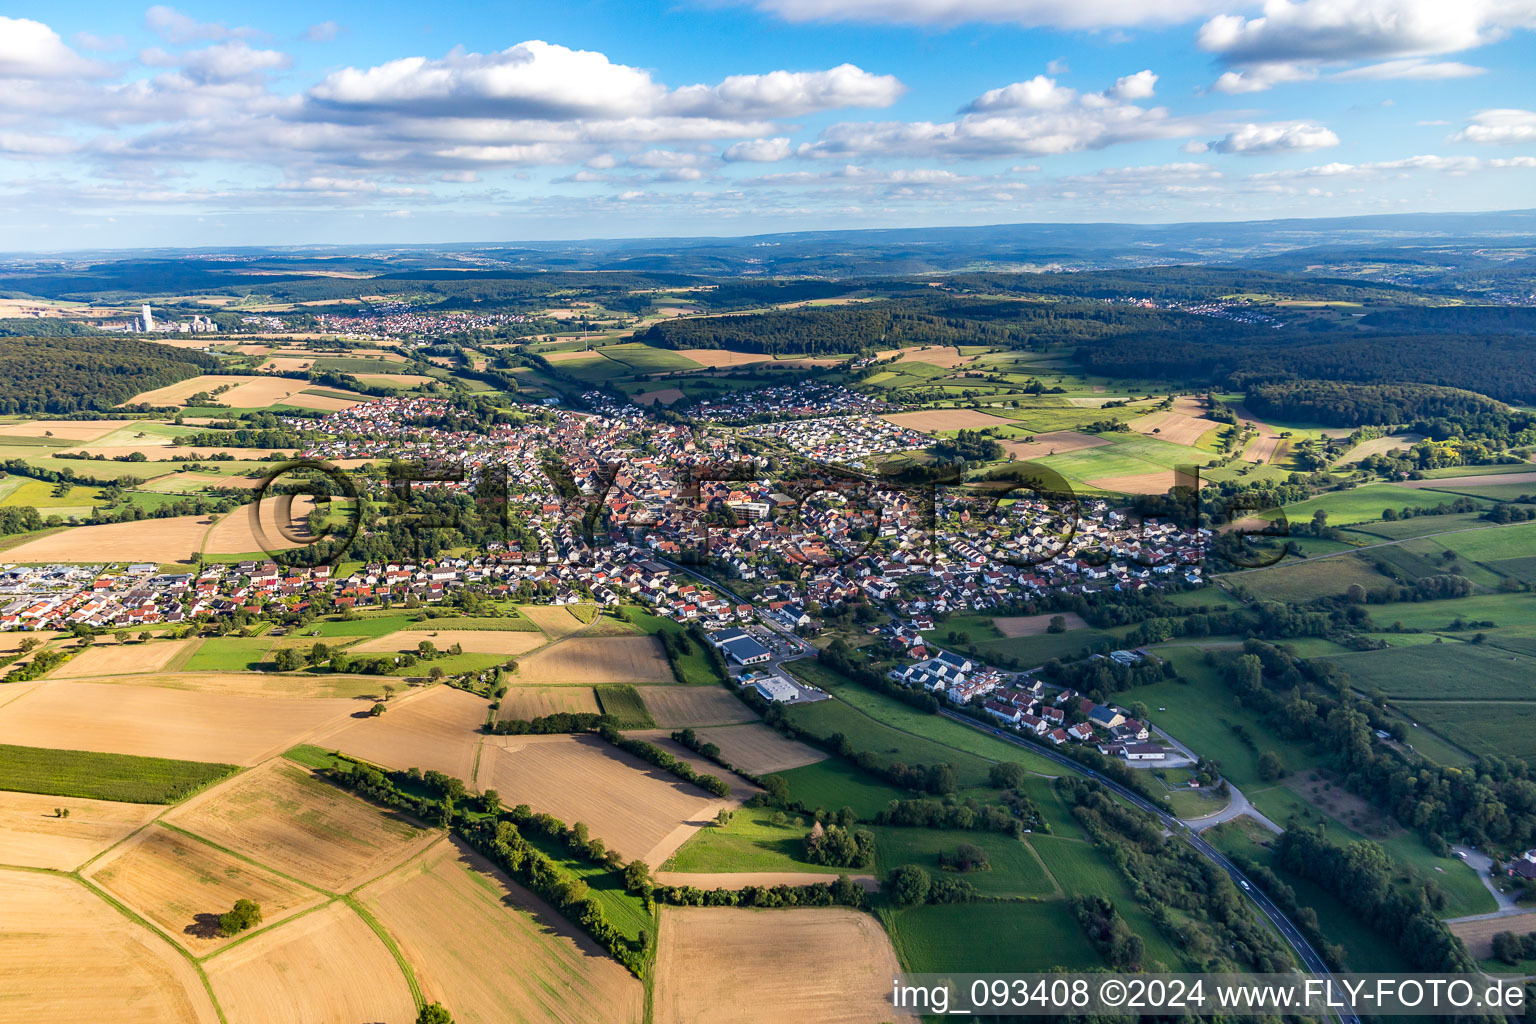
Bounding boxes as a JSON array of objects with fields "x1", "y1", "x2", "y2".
[
  {"x1": 632, "y1": 685, "x2": 757, "y2": 728},
  {"x1": 496, "y1": 684, "x2": 601, "y2": 720},
  {"x1": 0, "y1": 680, "x2": 358, "y2": 765},
  {"x1": 691, "y1": 722, "x2": 826, "y2": 775},
  {"x1": 166, "y1": 760, "x2": 436, "y2": 892},
  {"x1": 0, "y1": 790, "x2": 162, "y2": 870},
  {"x1": 0, "y1": 868, "x2": 220, "y2": 1024},
  {"x1": 513, "y1": 636, "x2": 673, "y2": 684},
  {"x1": 654, "y1": 907, "x2": 914, "y2": 1024},
  {"x1": 46, "y1": 638, "x2": 193, "y2": 679},
  {"x1": 202, "y1": 900, "x2": 416, "y2": 1024},
  {"x1": 351, "y1": 628, "x2": 547, "y2": 656},
  {"x1": 479, "y1": 734, "x2": 730, "y2": 864},
  {"x1": 314, "y1": 684, "x2": 490, "y2": 780},
  {"x1": 84, "y1": 824, "x2": 324, "y2": 954},
  {"x1": 360, "y1": 838, "x2": 644, "y2": 1024}
]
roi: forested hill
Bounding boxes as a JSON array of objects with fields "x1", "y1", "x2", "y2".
[
  {"x1": 0, "y1": 336, "x2": 218, "y2": 414},
  {"x1": 1244, "y1": 381, "x2": 1514, "y2": 430},
  {"x1": 637, "y1": 300, "x2": 1194, "y2": 354},
  {"x1": 1077, "y1": 332, "x2": 1536, "y2": 410}
]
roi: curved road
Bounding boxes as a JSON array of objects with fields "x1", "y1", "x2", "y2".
[{"x1": 939, "y1": 709, "x2": 1362, "y2": 1024}]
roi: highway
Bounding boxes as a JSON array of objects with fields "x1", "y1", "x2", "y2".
[{"x1": 938, "y1": 708, "x2": 1363, "y2": 1024}]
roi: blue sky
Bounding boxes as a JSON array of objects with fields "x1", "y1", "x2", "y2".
[{"x1": 0, "y1": 0, "x2": 1533, "y2": 249}]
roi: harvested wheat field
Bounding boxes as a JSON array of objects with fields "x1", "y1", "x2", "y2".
[
  {"x1": 694, "y1": 723, "x2": 825, "y2": 774},
  {"x1": 480, "y1": 734, "x2": 726, "y2": 863},
  {"x1": 168, "y1": 760, "x2": 435, "y2": 892},
  {"x1": 123, "y1": 375, "x2": 256, "y2": 406},
  {"x1": 0, "y1": 869, "x2": 219, "y2": 1024},
  {"x1": 351, "y1": 629, "x2": 546, "y2": 656},
  {"x1": 204, "y1": 900, "x2": 416, "y2": 1024},
  {"x1": 1085, "y1": 471, "x2": 1187, "y2": 495},
  {"x1": 635, "y1": 387, "x2": 686, "y2": 406},
  {"x1": 671, "y1": 349, "x2": 774, "y2": 368},
  {"x1": 520, "y1": 604, "x2": 589, "y2": 638},
  {"x1": 353, "y1": 372, "x2": 435, "y2": 386},
  {"x1": 47, "y1": 639, "x2": 193, "y2": 679},
  {"x1": 202, "y1": 494, "x2": 318, "y2": 555},
  {"x1": 654, "y1": 907, "x2": 914, "y2": 1024},
  {"x1": 1335, "y1": 433, "x2": 1422, "y2": 466},
  {"x1": 877, "y1": 344, "x2": 976, "y2": 367},
  {"x1": 881, "y1": 408, "x2": 1014, "y2": 431},
  {"x1": 993, "y1": 611, "x2": 1090, "y2": 637},
  {"x1": 86, "y1": 670, "x2": 383, "y2": 700},
  {"x1": 255, "y1": 357, "x2": 313, "y2": 372},
  {"x1": 139, "y1": 471, "x2": 263, "y2": 492},
  {"x1": 0, "y1": 630, "x2": 58, "y2": 655},
  {"x1": 633, "y1": 685, "x2": 757, "y2": 728},
  {"x1": 541, "y1": 349, "x2": 602, "y2": 363},
  {"x1": 1449, "y1": 910, "x2": 1536, "y2": 958},
  {"x1": 1128, "y1": 410, "x2": 1222, "y2": 447},
  {"x1": 497, "y1": 685, "x2": 601, "y2": 720},
  {"x1": 515, "y1": 636, "x2": 673, "y2": 684},
  {"x1": 0, "y1": 680, "x2": 356, "y2": 765},
  {"x1": 314, "y1": 685, "x2": 489, "y2": 781},
  {"x1": 1000, "y1": 430, "x2": 1111, "y2": 461},
  {"x1": 85, "y1": 824, "x2": 323, "y2": 953},
  {"x1": 0, "y1": 419, "x2": 142, "y2": 442},
  {"x1": 361, "y1": 838, "x2": 643, "y2": 1024},
  {"x1": 283, "y1": 390, "x2": 364, "y2": 412},
  {"x1": 1, "y1": 513, "x2": 216, "y2": 563},
  {"x1": 0, "y1": 790, "x2": 161, "y2": 870}
]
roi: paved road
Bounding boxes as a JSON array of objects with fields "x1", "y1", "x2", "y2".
[
  {"x1": 1450, "y1": 845, "x2": 1526, "y2": 918},
  {"x1": 939, "y1": 708, "x2": 1362, "y2": 1024}
]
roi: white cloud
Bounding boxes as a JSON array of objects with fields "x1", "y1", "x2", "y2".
[
  {"x1": 1250, "y1": 153, "x2": 1535, "y2": 178},
  {"x1": 1108, "y1": 69, "x2": 1157, "y2": 100},
  {"x1": 1452, "y1": 108, "x2": 1536, "y2": 144},
  {"x1": 746, "y1": 0, "x2": 1230, "y2": 30},
  {"x1": 144, "y1": 5, "x2": 261, "y2": 44},
  {"x1": 1210, "y1": 62, "x2": 1317, "y2": 93},
  {"x1": 1046, "y1": 58, "x2": 1071, "y2": 74},
  {"x1": 668, "y1": 64, "x2": 904, "y2": 118},
  {"x1": 1198, "y1": 0, "x2": 1535, "y2": 93},
  {"x1": 307, "y1": 43, "x2": 899, "y2": 124},
  {"x1": 1331, "y1": 57, "x2": 1486, "y2": 80},
  {"x1": 0, "y1": 16, "x2": 106, "y2": 78},
  {"x1": 723, "y1": 137, "x2": 794, "y2": 162},
  {"x1": 161, "y1": 42, "x2": 292, "y2": 84},
  {"x1": 1196, "y1": 0, "x2": 1528, "y2": 64},
  {"x1": 73, "y1": 31, "x2": 126, "y2": 52},
  {"x1": 303, "y1": 21, "x2": 343, "y2": 43},
  {"x1": 1213, "y1": 121, "x2": 1341, "y2": 153},
  {"x1": 964, "y1": 75, "x2": 1076, "y2": 112}
]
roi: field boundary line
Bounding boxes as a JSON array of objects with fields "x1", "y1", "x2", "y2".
[
  {"x1": 344, "y1": 894, "x2": 425, "y2": 1011},
  {"x1": 156, "y1": 819, "x2": 336, "y2": 896},
  {"x1": 163, "y1": 637, "x2": 206, "y2": 673},
  {"x1": 195, "y1": 897, "x2": 339, "y2": 963},
  {"x1": 69, "y1": 869, "x2": 231, "y2": 1024}
]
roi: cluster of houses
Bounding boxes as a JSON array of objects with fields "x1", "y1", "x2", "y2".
[
  {"x1": 689, "y1": 383, "x2": 884, "y2": 423},
  {"x1": 743, "y1": 414, "x2": 930, "y2": 466}
]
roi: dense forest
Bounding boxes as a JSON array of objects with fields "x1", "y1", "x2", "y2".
[
  {"x1": 1078, "y1": 330, "x2": 1536, "y2": 410},
  {"x1": 0, "y1": 336, "x2": 217, "y2": 414},
  {"x1": 1244, "y1": 381, "x2": 1515, "y2": 431},
  {"x1": 638, "y1": 299, "x2": 1194, "y2": 354}
]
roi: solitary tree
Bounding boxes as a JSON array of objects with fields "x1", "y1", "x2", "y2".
[
  {"x1": 113, "y1": 630, "x2": 129, "y2": 645},
  {"x1": 217, "y1": 899, "x2": 262, "y2": 937},
  {"x1": 416, "y1": 1003, "x2": 453, "y2": 1024}
]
